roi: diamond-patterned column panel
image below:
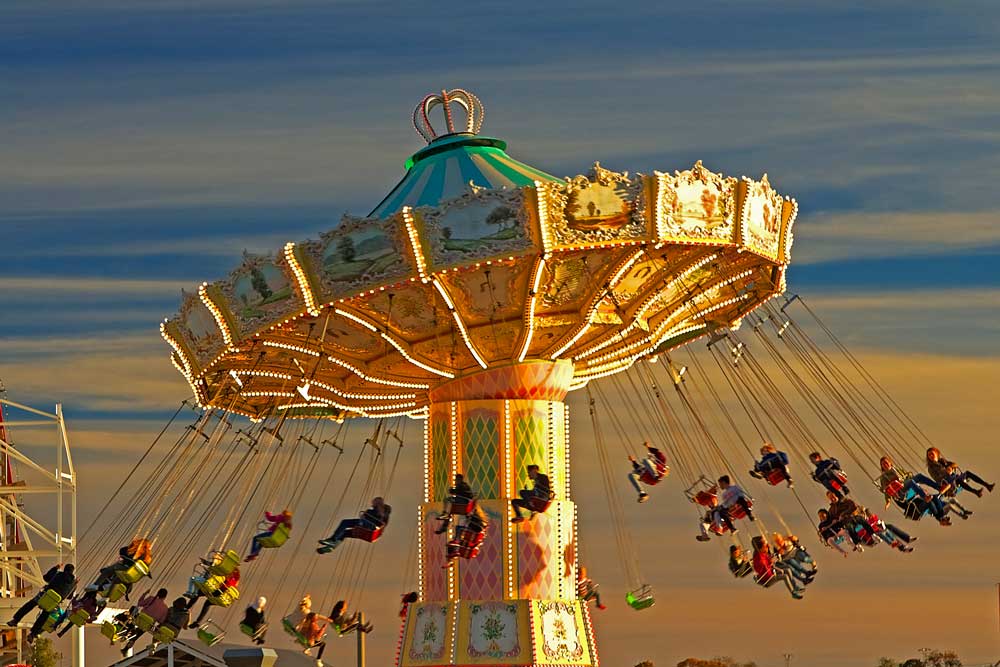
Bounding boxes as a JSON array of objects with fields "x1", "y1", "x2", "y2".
[{"x1": 461, "y1": 408, "x2": 500, "y2": 499}]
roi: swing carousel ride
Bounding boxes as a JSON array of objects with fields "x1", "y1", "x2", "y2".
[{"x1": 59, "y1": 89, "x2": 990, "y2": 667}]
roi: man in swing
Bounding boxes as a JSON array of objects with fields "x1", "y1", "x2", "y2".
[
  {"x1": 317, "y1": 497, "x2": 392, "y2": 553},
  {"x1": 444, "y1": 502, "x2": 489, "y2": 566},
  {"x1": 627, "y1": 441, "x2": 669, "y2": 503},
  {"x1": 749, "y1": 442, "x2": 793, "y2": 487},
  {"x1": 718, "y1": 475, "x2": 755, "y2": 522},
  {"x1": 511, "y1": 464, "x2": 551, "y2": 523},
  {"x1": 809, "y1": 451, "x2": 850, "y2": 499},
  {"x1": 435, "y1": 473, "x2": 475, "y2": 535}
]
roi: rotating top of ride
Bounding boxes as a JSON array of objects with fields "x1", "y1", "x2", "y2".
[{"x1": 161, "y1": 89, "x2": 798, "y2": 421}]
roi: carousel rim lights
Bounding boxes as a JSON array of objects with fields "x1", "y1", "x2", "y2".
[{"x1": 284, "y1": 241, "x2": 320, "y2": 316}]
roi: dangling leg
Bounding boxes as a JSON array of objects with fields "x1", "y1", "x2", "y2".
[
  {"x1": 628, "y1": 471, "x2": 648, "y2": 503},
  {"x1": 190, "y1": 600, "x2": 213, "y2": 628},
  {"x1": 7, "y1": 596, "x2": 39, "y2": 626},
  {"x1": 962, "y1": 470, "x2": 994, "y2": 492}
]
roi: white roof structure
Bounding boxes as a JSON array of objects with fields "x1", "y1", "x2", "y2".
[{"x1": 108, "y1": 641, "x2": 226, "y2": 667}]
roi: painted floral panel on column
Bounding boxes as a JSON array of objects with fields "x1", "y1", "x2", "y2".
[
  {"x1": 467, "y1": 601, "x2": 521, "y2": 659},
  {"x1": 532, "y1": 601, "x2": 589, "y2": 665},
  {"x1": 431, "y1": 418, "x2": 450, "y2": 502},
  {"x1": 517, "y1": 508, "x2": 555, "y2": 599},
  {"x1": 406, "y1": 602, "x2": 450, "y2": 663},
  {"x1": 462, "y1": 410, "x2": 500, "y2": 499},
  {"x1": 422, "y1": 505, "x2": 449, "y2": 601},
  {"x1": 457, "y1": 501, "x2": 504, "y2": 600}
]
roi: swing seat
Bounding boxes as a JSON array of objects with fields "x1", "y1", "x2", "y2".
[
  {"x1": 639, "y1": 470, "x2": 664, "y2": 486},
  {"x1": 41, "y1": 611, "x2": 62, "y2": 633},
  {"x1": 197, "y1": 622, "x2": 225, "y2": 647},
  {"x1": 68, "y1": 608, "x2": 91, "y2": 627},
  {"x1": 726, "y1": 502, "x2": 751, "y2": 520},
  {"x1": 449, "y1": 529, "x2": 486, "y2": 560},
  {"x1": 884, "y1": 479, "x2": 905, "y2": 500},
  {"x1": 731, "y1": 561, "x2": 754, "y2": 578},
  {"x1": 625, "y1": 585, "x2": 655, "y2": 611},
  {"x1": 104, "y1": 583, "x2": 127, "y2": 603},
  {"x1": 116, "y1": 558, "x2": 150, "y2": 584},
  {"x1": 37, "y1": 589, "x2": 63, "y2": 612},
  {"x1": 692, "y1": 490, "x2": 717, "y2": 508},
  {"x1": 755, "y1": 571, "x2": 779, "y2": 587},
  {"x1": 208, "y1": 550, "x2": 241, "y2": 576},
  {"x1": 258, "y1": 523, "x2": 290, "y2": 548},
  {"x1": 134, "y1": 612, "x2": 157, "y2": 633},
  {"x1": 101, "y1": 620, "x2": 125, "y2": 642},
  {"x1": 446, "y1": 497, "x2": 476, "y2": 516},
  {"x1": 154, "y1": 625, "x2": 177, "y2": 644},
  {"x1": 764, "y1": 468, "x2": 790, "y2": 486},
  {"x1": 240, "y1": 622, "x2": 267, "y2": 640},
  {"x1": 347, "y1": 525, "x2": 383, "y2": 543},
  {"x1": 282, "y1": 617, "x2": 310, "y2": 647},
  {"x1": 525, "y1": 492, "x2": 555, "y2": 514},
  {"x1": 193, "y1": 575, "x2": 240, "y2": 606}
]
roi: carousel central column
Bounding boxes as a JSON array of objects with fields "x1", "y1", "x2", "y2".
[{"x1": 398, "y1": 360, "x2": 598, "y2": 667}]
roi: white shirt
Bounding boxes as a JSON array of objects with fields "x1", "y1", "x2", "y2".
[{"x1": 720, "y1": 484, "x2": 748, "y2": 508}]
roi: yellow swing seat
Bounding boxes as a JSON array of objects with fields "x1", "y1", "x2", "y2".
[
  {"x1": 258, "y1": 523, "x2": 290, "y2": 548},
  {"x1": 193, "y1": 575, "x2": 240, "y2": 607},
  {"x1": 208, "y1": 550, "x2": 241, "y2": 576},
  {"x1": 197, "y1": 621, "x2": 225, "y2": 647},
  {"x1": 37, "y1": 589, "x2": 63, "y2": 612},
  {"x1": 68, "y1": 608, "x2": 91, "y2": 627},
  {"x1": 116, "y1": 559, "x2": 150, "y2": 584},
  {"x1": 104, "y1": 582, "x2": 128, "y2": 603},
  {"x1": 154, "y1": 624, "x2": 177, "y2": 644},
  {"x1": 101, "y1": 620, "x2": 126, "y2": 642},
  {"x1": 134, "y1": 612, "x2": 157, "y2": 633}
]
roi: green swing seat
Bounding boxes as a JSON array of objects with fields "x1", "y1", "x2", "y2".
[
  {"x1": 154, "y1": 625, "x2": 177, "y2": 644},
  {"x1": 240, "y1": 622, "x2": 267, "y2": 640},
  {"x1": 105, "y1": 582, "x2": 127, "y2": 603},
  {"x1": 282, "y1": 616, "x2": 312, "y2": 648},
  {"x1": 68, "y1": 608, "x2": 91, "y2": 627},
  {"x1": 193, "y1": 575, "x2": 240, "y2": 607},
  {"x1": 208, "y1": 550, "x2": 241, "y2": 577},
  {"x1": 40, "y1": 610, "x2": 63, "y2": 633},
  {"x1": 134, "y1": 612, "x2": 157, "y2": 633},
  {"x1": 625, "y1": 585, "x2": 655, "y2": 611},
  {"x1": 101, "y1": 620, "x2": 126, "y2": 642},
  {"x1": 197, "y1": 621, "x2": 225, "y2": 647},
  {"x1": 258, "y1": 523, "x2": 290, "y2": 549},
  {"x1": 37, "y1": 589, "x2": 63, "y2": 612},
  {"x1": 116, "y1": 559, "x2": 150, "y2": 585}
]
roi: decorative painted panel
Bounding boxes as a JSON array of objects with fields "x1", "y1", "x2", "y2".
[
  {"x1": 459, "y1": 600, "x2": 530, "y2": 665},
  {"x1": 421, "y1": 504, "x2": 449, "y2": 601},
  {"x1": 402, "y1": 601, "x2": 452, "y2": 666},
  {"x1": 431, "y1": 416, "x2": 451, "y2": 503},
  {"x1": 740, "y1": 174, "x2": 785, "y2": 262},
  {"x1": 456, "y1": 500, "x2": 505, "y2": 600},
  {"x1": 531, "y1": 601, "x2": 592, "y2": 666},
  {"x1": 214, "y1": 253, "x2": 299, "y2": 340},
  {"x1": 461, "y1": 409, "x2": 500, "y2": 499},
  {"x1": 419, "y1": 189, "x2": 536, "y2": 269},
  {"x1": 654, "y1": 161, "x2": 738, "y2": 245},
  {"x1": 173, "y1": 291, "x2": 225, "y2": 368}
]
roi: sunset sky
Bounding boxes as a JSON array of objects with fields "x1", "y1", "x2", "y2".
[{"x1": 2, "y1": 2, "x2": 1000, "y2": 666}]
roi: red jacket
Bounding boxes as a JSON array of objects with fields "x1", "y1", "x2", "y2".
[{"x1": 752, "y1": 549, "x2": 774, "y2": 579}]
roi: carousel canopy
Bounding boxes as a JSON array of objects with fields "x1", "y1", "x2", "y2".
[{"x1": 161, "y1": 88, "x2": 797, "y2": 420}]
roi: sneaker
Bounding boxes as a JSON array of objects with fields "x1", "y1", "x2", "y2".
[
  {"x1": 939, "y1": 517, "x2": 952, "y2": 527},
  {"x1": 747, "y1": 514, "x2": 757, "y2": 522},
  {"x1": 696, "y1": 535, "x2": 711, "y2": 542},
  {"x1": 511, "y1": 516, "x2": 525, "y2": 524},
  {"x1": 902, "y1": 546, "x2": 914, "y2": 553},
  {"x1": 315, "y1": 661, "x2": 323, "y2": 667},
  {"x1": 361, "y1": 623, "x2": 373, "y2": 633},
  {"x1": 596, "y1": 604, "x2": 607, "y2": 610},
  {"x1": 908, "y1": 537, "x2": 918, "y2": 544},
  {"x1": 962, "y1": 510, "x2": 973, "y2": 519},
  {"x1": 749, "y1": 470, "x2": 763, "y2": 479},
  {"x1": 787, "y1": 480, "x2": 795, "y2": 489},
  {"x1": 986, "y1": 482, "x2": 995, "y2": 493},
  {"x1": 244, "y1": 554, "x2": 258, "y2": 563},
  {"x1": 973, "y1": 488, "x2": 984, "y2": 498},
  {"x1": 791, "y1": 592, "x2": 804, "y2": 600},
  {"x1": 189, "y1": 622, "x2": 200, "y2": 629},
  {"x1": 6, "y1": 620, "x2": 17, "y2": 627},
  {"x1": 637, "y1": 493, "x2": 649, "y2": 503}
]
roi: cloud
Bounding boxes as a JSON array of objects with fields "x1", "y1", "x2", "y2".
[
  {"x1": 793, "y1": 211, "x2": 1000, "y2": 264},
  {"x1": 0, "y1": 276, "x2": 192, "y2": 294}
]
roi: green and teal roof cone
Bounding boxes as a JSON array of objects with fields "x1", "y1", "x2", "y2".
[{"x1": 370, "y1": 88, "x2": 563, "y2": 218}]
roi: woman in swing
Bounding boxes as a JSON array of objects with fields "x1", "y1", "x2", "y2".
[
  {"x1": 297, "y1": 611, "x2": 331, "y2": 667},
  {"x1": 245, "y1": 509, "x2": 292, "y2": 563},
  {"x1": 749, "y1": 443, "x2": 793, "y2": 487},
  {"x1": 317, "y1": 497, "x2": 391, "y2": 553}
]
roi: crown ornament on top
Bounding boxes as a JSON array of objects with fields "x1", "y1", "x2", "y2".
[{"x1": 412, "y1": 88, "x2": 485, "y2": 144}]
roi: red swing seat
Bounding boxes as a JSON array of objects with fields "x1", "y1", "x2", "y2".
[
  {"x1": 448, "y1": 528, "x2": 485, "y2": 560},
  {"x1": 726, "y1": 499, "x2": 752, "y2": 520},
  {"x1": 524, "y1": 493, "x2": 554, "y2": 514},
  {"x1": 347, "y1": 525, "x2": 383, "y2": 543},
  {"x1": 446, "y1": 498, "x2": 476, "y2": 516},
  {"x1": 692, "y1": 490, "x2": 717, "y2": 508},
  {"x1": 764, "y1": 467, "x2": 790, "y2": 486},
  {"x1": 826, "y1": 471, "x2": 849, "y2": 492},
  {"x1": 884, "y1": 479, "x2": 905, "y2": 500},
  {"x1": 639, "y1": 470, "x2": 664, "y2": 486}
]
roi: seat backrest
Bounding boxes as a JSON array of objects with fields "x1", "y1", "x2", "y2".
[
  {"x1": 765, "y1": 468, "x2": 787, "y2": 485},
  {"x1": 209, "y1": 550, "x2": 241, "y2": 576}
]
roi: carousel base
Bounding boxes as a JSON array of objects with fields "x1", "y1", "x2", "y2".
[{"x1": 398, "y1": 599, "x2": 597, "y2": 667}]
